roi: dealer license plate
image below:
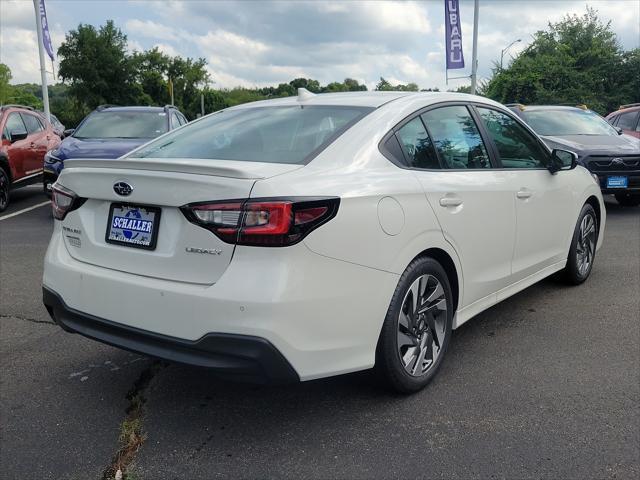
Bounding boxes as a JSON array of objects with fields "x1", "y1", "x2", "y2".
[{"x1": 106, "y1": 204, "x2": 161, "y2": 250}]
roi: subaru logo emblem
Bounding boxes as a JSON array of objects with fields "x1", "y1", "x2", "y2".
[{"x1": 113, "y1": 182, "x2": 133, "y2": 196}]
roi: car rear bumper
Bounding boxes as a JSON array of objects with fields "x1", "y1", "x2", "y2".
[
  {"x1": 43, "y1": 286, "x2": 299, "y2": 384},
  {"x1": 43, "y1": 224, "x2": 399, "y2": 381}
]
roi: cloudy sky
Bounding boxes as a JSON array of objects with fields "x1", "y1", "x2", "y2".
[{"x1": 1, "y1": 0, "x2": 639, "y2": 91}]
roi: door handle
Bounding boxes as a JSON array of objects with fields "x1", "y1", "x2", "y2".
[
  {"x1": 29, "y1": 142, "x2": 36, "y2": 148},
  {"x1": 439, "y1": 196, "x2": 463, "y2": 207},
  {"x1": 516, "y1": 189, "x2": 532, "y2": 199}
]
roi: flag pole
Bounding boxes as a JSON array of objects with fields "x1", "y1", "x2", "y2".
[
  {"x1": 33, "y1": 0, "x2": 51, "y2": 122},
  {"x1": 470, "y1": 0, "x2": 479, "y2": 95}
]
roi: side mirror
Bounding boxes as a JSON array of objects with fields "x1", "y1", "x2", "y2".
[
  {"x1": 548, "y1": 149, "x2": 578, "y2": 174},
  {"x1": 615, "y1": 127, "x2": 623, "y2": 135},
  {"x1": 10, "y1": 130, "x2": 28, "y2": 143},
  {"x1": 63, "y1": 128, "x2": 75, "y2": 138}
]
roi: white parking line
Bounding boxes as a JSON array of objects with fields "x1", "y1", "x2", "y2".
[{"x1": 0, "y1": 201, "x2": 50, "y2": 221}]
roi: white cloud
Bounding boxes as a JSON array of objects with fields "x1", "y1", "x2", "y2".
[{"x1": 1, "y1": 0, "x2": 638, "y2": 91}]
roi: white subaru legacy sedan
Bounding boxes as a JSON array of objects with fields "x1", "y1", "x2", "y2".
[{"x1": 43, "y1": 91, "x2": 605, "y2": 393}]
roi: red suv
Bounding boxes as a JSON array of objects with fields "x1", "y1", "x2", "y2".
[
  {"x1": 606, "y1": 104, "x2": 640, "y2": 139},
  {"x1": 0, "y1": 105, "x2": 61, "y2": 211}
]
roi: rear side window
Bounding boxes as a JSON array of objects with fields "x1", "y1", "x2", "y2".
[
  {"x1": 5, "y1": 113, "x2": 27, "y2": 136},
  {"x1": 130, "y1": 106, "x2": 373, "y2": 164},
  {"x1": 617, "y1": 111, "x2": 638, "y2": 130},
  {"x1": 21, "y1": 113, "x2": 44, "y2": 134},
  {"x1": 421, "y1": 106, "x2": 490, "y2": 169},
  {"x1": 396, "y1": 117, "x2": 440, "y2": 169},
  {"x1": 477, "y1": 107, "x2": 548, "y2": 169}
]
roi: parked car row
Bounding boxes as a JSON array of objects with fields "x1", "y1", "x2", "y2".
[
  {"x1": 2, "y1": 98, "x2": 638, "y2": 213},
  {"x1": 0, "y1": 104, "x2": 187, "y2": 211}
]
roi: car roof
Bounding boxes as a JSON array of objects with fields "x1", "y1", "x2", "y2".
[
  {"x1": 614, "y1": 105, "x2": 640, "y2": 114},
  {"x1": 95, "y1": 106, "x2": 176, "y2": 112},
  {"x1": 508, "y1": 105, "x2": 592, "y2": 112},
  {"x1": 227, "y1": 91, "x2": 505, "y2": 110}
]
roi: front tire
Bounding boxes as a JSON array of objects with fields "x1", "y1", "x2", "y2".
[
  {"x1": 375, "y1": 257, "x2": 453, "y2": 393},
  {"x1": 0, "y1": 168, "x2": 10, "y2": 212},
  {"x1": 563, "y1": 204, "x2": 597, "y2": 285},
  {"x1": 615, "y1": 193, "x2": 640, "y2": 207}
]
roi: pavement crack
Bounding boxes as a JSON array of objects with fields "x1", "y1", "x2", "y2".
[
  {"x1": 0, "y1": 314, "x2": 55, "y2": 325},
  {"x1": 102, "y1": 360, "x2": 166, "y2": 480}
]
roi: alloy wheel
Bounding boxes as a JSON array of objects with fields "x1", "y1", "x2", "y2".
[
  {"x1": 397, "y1": 274, "x2": 448, "y2": 377},
  {"x1": 576, "y1": 213, "x2": 596, "y2": 277}
]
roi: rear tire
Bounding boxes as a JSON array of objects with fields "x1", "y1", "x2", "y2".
[
  {"x1": 0, "y1": 168, "x2": 10, "y2": 212},
  {"x1": 375, "y1": 257, "x2": 453, "y2": 394},
  {"x1": 563, "y1": 204, "x2": 597, "y2": 285},
  {"x1": 615, "y1": 193, "x2": 640, "y2": 207}
]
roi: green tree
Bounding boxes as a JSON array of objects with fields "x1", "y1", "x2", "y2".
[
  {"x1": 375, "y1": 77, "x2": 419, "y2": 92},
  {"x1": 343, "y1": 78, "x2": 367, "y2": 91},
  {"x1": 0, "y1": 63, "x2": 12, "y2": 104},
  {"x1": 482, "y1": 7, "x2": 637, "y2": 113},
  {"x1": 289, "y1": 78, "x2": 321, "y2": 93},
  {"x1": 58, "y1": 20, "x2": 143, "y2": 111}
]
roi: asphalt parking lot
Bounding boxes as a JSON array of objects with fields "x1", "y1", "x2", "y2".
[{"x1": 1, "y1": 187, "x2": 638, "y2": 480}]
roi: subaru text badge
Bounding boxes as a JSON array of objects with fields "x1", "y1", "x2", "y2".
[{"x1": 113, "y1": 182, "x2": 133, "y2": 196}]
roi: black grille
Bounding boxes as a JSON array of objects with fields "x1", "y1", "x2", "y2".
[{"x1": 584, "y1": 155, "x2": 640, "y2": 172}]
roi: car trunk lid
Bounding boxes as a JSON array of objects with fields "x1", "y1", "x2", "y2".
[{"x1": 56, "y1": 158, "x2": 302, "y2": 285}]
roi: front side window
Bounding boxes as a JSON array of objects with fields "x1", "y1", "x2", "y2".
[
  {"x1": 477, "y1": 108, "x2": 548, "y2": 169},
  {"x1": 21, "y1": 113, "x2": 44, "y2": 134},
  {"x1": 5, "y1": 113, "x2": 27, "y2": 137},
  {"x1": 130, "y1": 106, "x2": 372, "y2": 164},
  {"x1": 616, "y1": 111, "x2": 639, "y2": 130},
  {"x1": 396, "y1": 117, "x2": 440, "y2": 169},
  {"x1": 74, "y1": 111, "x2": 169, "y2": 139},
  {"x1": 421, "y1": 106, "x2": 490, "y2": 169}
]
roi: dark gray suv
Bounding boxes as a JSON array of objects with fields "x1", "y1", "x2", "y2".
[{"x1": 508, "y1": 104, "x2": 640, "y2": 206}]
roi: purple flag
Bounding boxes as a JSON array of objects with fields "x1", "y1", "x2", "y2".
[
  {"x1": 38, "y1": 0, "x2": 55, "y2": 61},
  {"x1": 445, "y1": 0, "x2": 464, "y2": 69}
]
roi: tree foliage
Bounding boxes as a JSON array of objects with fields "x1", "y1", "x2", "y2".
[
  {"x1": 482, "y1": 7, "x2": 639, "y2": 114},
  {"x1": 375, "y1": 77, "x2": 419, "y2": 92}
]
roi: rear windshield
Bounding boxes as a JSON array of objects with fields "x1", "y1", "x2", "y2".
[
  {"x1": 74, "y1": 111, "x2": 168, "y2": 139},
  {"x1": 129, "y1": 105, "x2": 373, "y2": 164},
  {"x1": 521, "y1": 109, "x2": 618, "y2": 136}
]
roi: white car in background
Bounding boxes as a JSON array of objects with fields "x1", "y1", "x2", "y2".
[{"x1": 43, "y1": 91, "x2": 604, "y2": 393}]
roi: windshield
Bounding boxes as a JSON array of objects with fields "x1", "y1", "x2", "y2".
[
  {"x1": 74, "y1": 111, "x2": 168, "y2": 139},
  {"x1": 521, "y1": 109, "x2": 618, "y2": 136},
  {"x1": 129, "y1": 105, "x2": 373, "y2": 164}
]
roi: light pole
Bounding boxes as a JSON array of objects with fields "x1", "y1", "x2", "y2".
[
  {"x1": 500, "y1": 38, "x2": 521, "y2": 71},
  {"x1": 469, "y1": 0, "x2": 480, "y2": 95}
]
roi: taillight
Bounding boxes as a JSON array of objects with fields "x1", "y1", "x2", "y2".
[
  {"x1": 51, "y1": 184, "x2": 85, "y2": 220},
  {"x1": 181, "y1": 197, "x2": 340, "y2": 247}
]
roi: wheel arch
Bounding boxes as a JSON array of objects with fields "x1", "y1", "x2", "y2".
[
  {"x1": 585, "y1": 195, "x2": 601, "y2": 232},
  {"x1": 411, "y1": 247, "x2": 460, "y2": 313}
]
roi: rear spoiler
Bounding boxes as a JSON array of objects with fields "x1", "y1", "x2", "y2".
[{"x1": 63, "y1": 158, "x2": 302, "y2": 180}]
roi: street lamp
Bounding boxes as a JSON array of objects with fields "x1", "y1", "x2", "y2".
[{"x1": 500, "y1": 39, "x2": 521, "y2": 71}]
